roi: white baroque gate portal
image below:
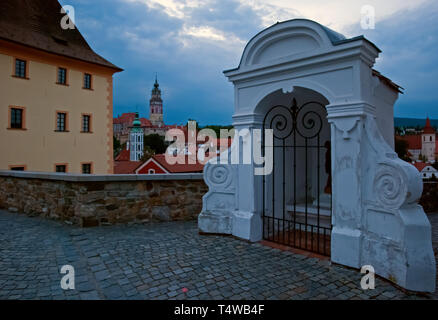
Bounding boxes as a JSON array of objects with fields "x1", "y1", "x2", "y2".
[{"x1": 198, "y1": 19, "x2": 436, "y2": 293}]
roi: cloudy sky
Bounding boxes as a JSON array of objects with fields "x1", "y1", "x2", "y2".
[{"x1": 59, "y1": 0, "x2": 438, "y2": 125}]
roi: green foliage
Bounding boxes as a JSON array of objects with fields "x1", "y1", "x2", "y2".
[
  {"x1": 418, "y1": 154, "x2": 427, "y2": 162},
  {"x1": 394, "y1": 138, "x2": 410, "y2": 161},
  {"x1": 199, "y1": 125, "x2": 234, "y2": 137},
  {"x1": 113, "y1": 136, "x2": 122, "y2": 157},
  {"x1": 140, "y1": 146, "x2": 156, "y2": 162},
  {"x1": 419, "y1": 181, "x2": 438, "y2": 213},
  {"x1": 144, "y1": 134, "x2": 168, "y2": 155}
]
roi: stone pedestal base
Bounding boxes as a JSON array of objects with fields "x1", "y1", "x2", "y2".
[
  {"x1": 331, "y1": 227, "x2": 361, "y2": 268},
  {"x1": 232, "y1": 211, "x2": 262, "y2": 242},
  {"x1": 198, "y1": 211, "x2": 232, "y2": 235}
]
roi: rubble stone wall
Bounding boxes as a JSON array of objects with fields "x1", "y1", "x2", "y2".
[{"x1": 0, "y1": 171, "x2": 207, "y2": 227}]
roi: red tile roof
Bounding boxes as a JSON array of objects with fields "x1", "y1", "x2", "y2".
[
  {"x1": 141, "y1": 118, "x2": 152, "y2": 127},
  {"x1": 115, "y1": 149, "x2": 130, "y2": 161},
  {"x1": 114, "y1": 113, "x2": 136, "y2": 125},
  {"x1": 114, "y1": 161, "x2": 142, "y2": 174},
  {"x1": 411, "y1": 162, "x2": 429, "y2": 172},
  {"x1": 423, "y1": 117, "x2": 436, "y2": 134},
  {"x1": 0, "y1": 0, "x2": 122, "y2": 71},
  {"x1": 397, "y1": 135, "x2": 422, "y2": 150},
  {"x1": 152, "y1": 154, "x2": 204, "y2": 173},
  {"x1": 114, "y1": 113, "x2": 174, "y2": 128}
]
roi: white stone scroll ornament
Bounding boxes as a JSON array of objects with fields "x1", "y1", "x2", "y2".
[
  {"x1": 204, "y1": 163, "x2": 233, "y2": 190},
  {"x1": 198, "y1": 153, "x2": 237, "y2": 235},
  {"x1": 373, "y1": 164, "x2": 408, "y2": 210},
  {"x1": 364, "y1": 115, "x2": 423, "y2": 210}
]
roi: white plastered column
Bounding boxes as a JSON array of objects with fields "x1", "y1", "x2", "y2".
[{"x1": 198, "y1": 115, "x2": 264, "y2": 242}]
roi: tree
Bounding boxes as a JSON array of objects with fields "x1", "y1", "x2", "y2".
[
  {"x1": 418, "y1": 154, "x2": 427, "y2": 162},
  {"x1": 113, "y1": 136, "x2": 122, "y2": 157},
  {"x1": 140, "y1": 146, "x2": 155, "y2": 162},
  {"x1": 200, "y1": 125, "x2": 234, "y2": 137},
  {"x1": 144, "y1": 134, "x2": 168, "y2": 154},
  {"x1": 432, "y1": 158, "x2": 438, "y2": 171},
  {"x1": 394, "y1": 138, "x2": 410, "y2": 161}
]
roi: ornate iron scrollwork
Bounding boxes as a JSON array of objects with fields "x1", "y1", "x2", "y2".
[{"x1": 263, "y1": 98, "x2": 326, "y2": 139}]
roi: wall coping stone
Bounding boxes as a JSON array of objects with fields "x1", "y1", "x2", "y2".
[{"x1": 0, "y1": 170, "x2": 204, "y2": 182}]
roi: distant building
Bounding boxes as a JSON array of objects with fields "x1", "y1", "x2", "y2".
[
  {"x1": 149, "y1": 77, "x2": 164, "y2": 126},
  {"x1": 135, "y1": 155, "x2": 204, "y2": 174},
  {"x1": 0, "y1": 0, "x2": 122, "y2": 174},
  {"x1": 113, "y1": 137, "x2": 233, "y2": 174},
  {"x1": 411, "y1": 162, "x2": 438, "y2": 179},
  {"x1": 114, "y1": 153, "x2": 204, "y2": 174},
  {"x1": 129, "y1": 113, "x2": 144, "y2": 161},
  {"x1": 397, "y1": 118, "x2": 437, "y2": 162},
  {"x1": 113, "y1": 78, "x2": 184, "y2": 144}
]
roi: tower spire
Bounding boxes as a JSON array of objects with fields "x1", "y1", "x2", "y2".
[{"x1": 150, "y1": 75, "x2": 164, "y2": 126}]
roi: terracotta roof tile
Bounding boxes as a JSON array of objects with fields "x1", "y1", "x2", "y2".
[
  {"x1": 411, "y1": 162, "x2": 429, "y2": 172},
  {"x1": 0, "y1": 0, "x2": 122, "y2": 71},
  {"x1": 423, "y1": 118, "x2": 436, "y2": 134},
  {"x1": 397, "y1": 135, "x2": 422, "y2": 150},
  {"x1": 152, "y1": 154, "x2": 204, "y2": 173},
  {"x1": 114, "y1": 161, "x2": 141, "y2": 174},
  {"x1": 140, "y1": 118, "x2": 152, "y2": 127},
  {"x1": 115, "y1": 149, "x2": 130, "y2": 161}
]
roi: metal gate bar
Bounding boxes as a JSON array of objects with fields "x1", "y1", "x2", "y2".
[{"x1": 262, "y1": 98, "x2": 332, "y2": 256}]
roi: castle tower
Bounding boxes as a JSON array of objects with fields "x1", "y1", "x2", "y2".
[
  {"x1": 129, "y1": 112, "x2": 144, "y2": 161},
  {"x1": 421, "y1": 117, "x2": 436, "y2": 162},
  {"x1": 149, "y1": 76, "x2": 164, "y2": 126}
]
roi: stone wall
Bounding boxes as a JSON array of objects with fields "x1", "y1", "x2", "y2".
[{"x1": 0, "y1": 171, "x2": 207, "y2": 227}]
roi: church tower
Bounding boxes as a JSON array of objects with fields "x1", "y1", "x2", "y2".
[
  {"x1": 129, "y1": 112, "x2": 144, "y2": 161},
  {"x1": 149, "y1": 76, "x2": 164, "y2": 126},
  {"x1": 421, "y1": 117, "x2": 436, "y2": 162}
]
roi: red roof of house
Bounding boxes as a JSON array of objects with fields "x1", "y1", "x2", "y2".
[
  {"x1": 398, "y1": 135, "x2": 422, "y2": 150},
  {"x1": 140, "y1": 118, "x2": 152, "y2": 127},
  {"x1": 411, "y1": 162, "x2": 429, "y2": 172},
  {"x1": 423, "y1": 117, "x2": 436, "y2": 134},
  {"x1": 115, "y1": 149, "x2": 130, "y2": 161},
  {"x1": 151, "y1": 154, "x2": 204, "y2": 173},
  {"x1": 114, "y1": 113, "x2": 178, "y2": 129},
  {"x1": 114, "y1": 113, "x2": 136, "y2": 125},
  {"x1": 114, "y1": 161, "x2": 142, "y2": 174}
]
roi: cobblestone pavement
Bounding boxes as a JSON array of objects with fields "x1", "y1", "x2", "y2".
[{"x1": 0, "y1": 209, "x2": 436, "y2": 300}]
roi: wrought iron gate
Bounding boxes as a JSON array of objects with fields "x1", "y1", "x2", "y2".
[{"x1": 262, "y1": 98, "x2": 332, "y2": 256}]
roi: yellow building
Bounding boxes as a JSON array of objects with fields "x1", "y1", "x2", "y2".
[{"x1": 0, "y1": 0, "x2": 122, "y2": 174}]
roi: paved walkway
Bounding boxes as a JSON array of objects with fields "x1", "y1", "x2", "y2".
[{"x1": 0, "y1": 210, "x2": 436, "y2": 300}]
